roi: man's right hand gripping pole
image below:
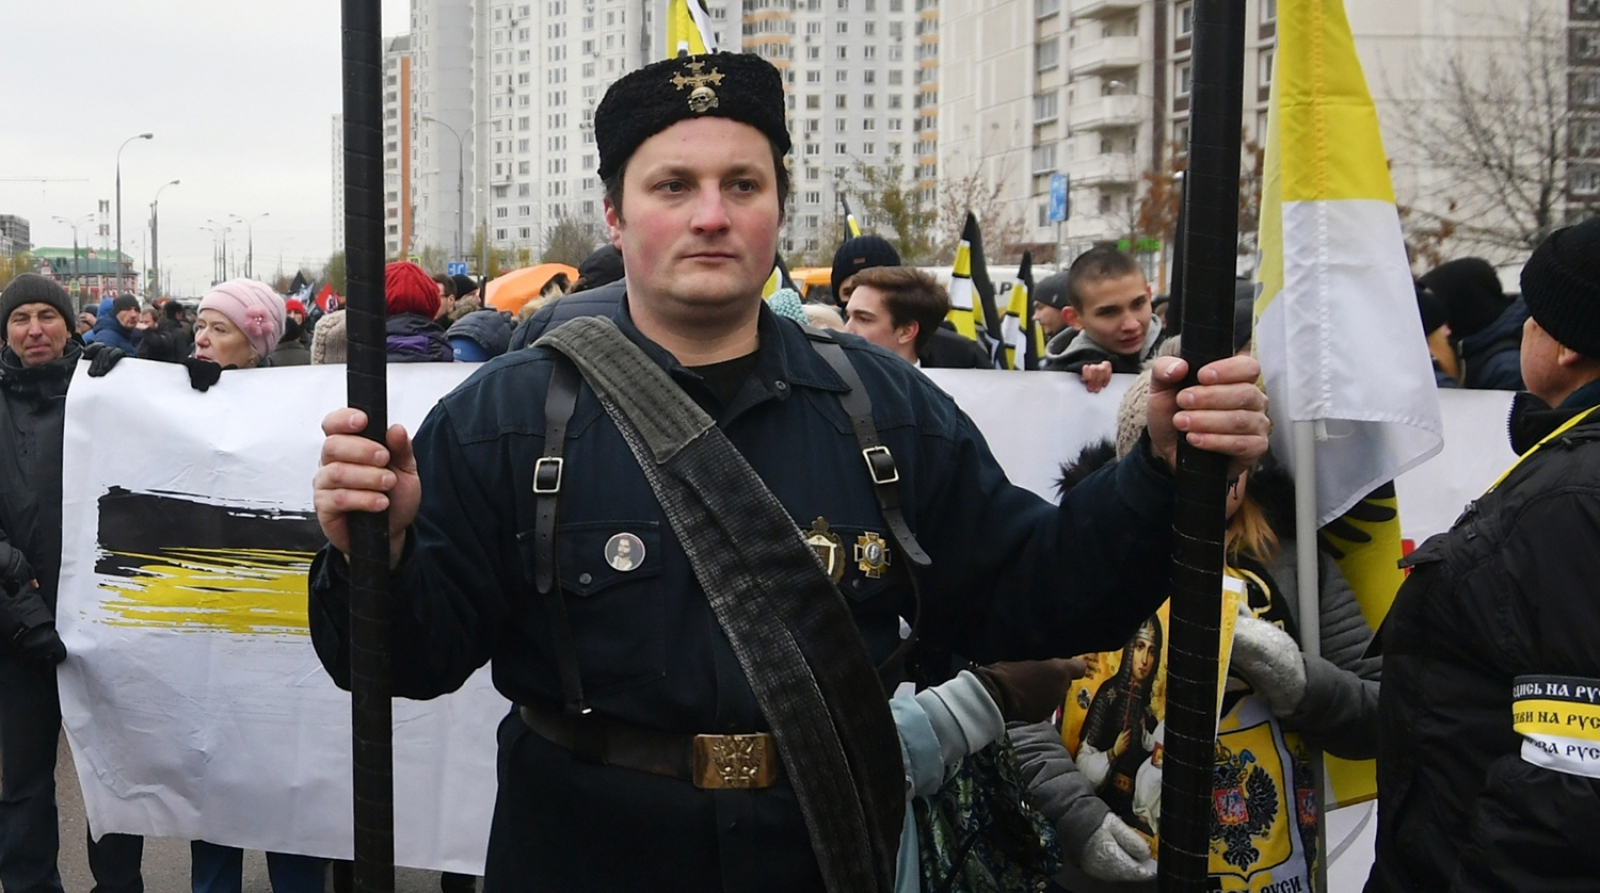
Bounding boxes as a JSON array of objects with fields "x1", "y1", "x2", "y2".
[{"x1": 313, "y1": 408, "x2": 422, "y2": 570}]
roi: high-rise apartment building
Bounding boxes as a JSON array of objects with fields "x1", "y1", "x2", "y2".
[
  {"x1": 331, "y1": 114, "x2": 345, "y2": 254},
  {"x1": 385, "y1": 35, "x2": 417, "y2": 259},
  {"x1": 940, "y1": 0, "x2": 1273, "y2": 280},
  {"x1": 401, "y1": 0, "x2": 933, "y2": 268}
]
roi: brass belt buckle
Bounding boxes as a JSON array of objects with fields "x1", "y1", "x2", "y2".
[{"x1": 692, "y1": 733, "x2": 779, "y2": 790}]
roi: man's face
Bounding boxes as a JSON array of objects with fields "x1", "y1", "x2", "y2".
[
  {"x1": 288, "y1": 309, "x2": 305, "y2": 325},
  {"x1": 7, "y1": 303, "x2": 71, "y2": 368},
  {"x1": 1033, "y1": 301, "x2": 1066, "y2": 337},
  {"x1": 434, "y1": 286, "x2": 454, "y2": 320},
  {"x1": 116, "y1": 305, "x2": 140, "y2": 329},
  {"x1": 845, "y1": 285, "x2": 917, "y2": 362},
  {"x1": 604, "y1": 116, "x2": 781, "y2": 325},
  {"x1": 1065, "y1": 272, "x2": 1153, "y2": 357}
]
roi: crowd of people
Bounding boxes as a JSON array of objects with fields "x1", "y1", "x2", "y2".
[{"x1": 3, "y1": 46, "x2": 1599, "y2": 893}]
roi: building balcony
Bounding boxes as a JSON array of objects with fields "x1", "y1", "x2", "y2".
[
  {"x1": 1068, "y1": 94, "x2": 1145, "y2": 131},
  {"x1": 1069, "y1": 153, "x2": 1141, "y2": 186},
  {"x1": 1069, "y1": 36, "x2": 1144, "y2": 77},
  {"x1": 1069, "y1": 0, "x2": 1142, "y2": 19}
]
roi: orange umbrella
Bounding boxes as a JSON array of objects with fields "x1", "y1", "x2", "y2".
[{"x1": 484, "y1": 263, "x2": 580, "y2": 314}]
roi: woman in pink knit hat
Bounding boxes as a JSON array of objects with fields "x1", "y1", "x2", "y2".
[{"x1": 193, "y1": 278, "x2": 286, "y2": 370}]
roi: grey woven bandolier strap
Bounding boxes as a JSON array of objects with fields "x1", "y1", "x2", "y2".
[{"x1": 537, "y1": 317, "x2": 903, "y2": 892}]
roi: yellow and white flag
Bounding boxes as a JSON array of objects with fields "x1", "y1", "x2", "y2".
[
  {"x1": 946, "y1": 233, "x2": 979, "y2": 341},
  {"x1": 1255, "y1": 0, "x2": 1444, "y2": 807},
  {"x1": 666, "y1": 0, "x2": 717, "y2": 58},
  {"x1": 1254, "y1": 0, "x2": 1443, "y2": 529}
]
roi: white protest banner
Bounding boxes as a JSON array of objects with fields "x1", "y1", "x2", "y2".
[{"x1": 57, "y1": 358, "x2": 1514, "y2": 875}]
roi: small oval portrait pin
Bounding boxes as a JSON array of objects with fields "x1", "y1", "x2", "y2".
[{"x1": 605, "y1": 533, "x2": 645, "y2": 572}]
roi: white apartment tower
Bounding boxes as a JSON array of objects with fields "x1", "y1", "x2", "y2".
[
  {"x1": 404, "y1": 0, "x2": 933, "y2": 267},
  {"x1": 385, "y1": 34, "x2": 416, "y2": 259}
]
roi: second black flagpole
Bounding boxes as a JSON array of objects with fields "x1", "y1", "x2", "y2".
[
  {"x1": 340, "y1": 0, "x2": 395, "y2": 889},
  {"x1": 1159, "y1": 1, "x2": 1247, "y2": 890}
]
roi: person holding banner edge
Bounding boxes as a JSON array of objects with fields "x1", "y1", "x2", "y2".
[{"x1": 308, "y1": 51, "x2": 1270, "y2": 891}]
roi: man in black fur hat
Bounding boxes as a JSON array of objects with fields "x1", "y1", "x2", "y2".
[{"x1": 308, "y1": 50, "x2": 1271, "y2": 891}]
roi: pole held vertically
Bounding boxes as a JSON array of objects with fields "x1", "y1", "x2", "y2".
[
  {"x1": 1158, "y1": 1, "x2": 1246, "y2": 890},
  {"x1": 340, "y1": 0, "x2": 394, "y2": 889}
]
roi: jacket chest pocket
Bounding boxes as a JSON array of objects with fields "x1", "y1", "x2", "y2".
[{"x1": 517, "y1": 520, "x2": 667, "y2": 696}]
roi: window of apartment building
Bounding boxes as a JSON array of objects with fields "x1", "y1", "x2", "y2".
[
  {"x1": 864, "y1": 71, "x2": 877, "y2": 87},
  {"x1": 835, "y1": 142, "x2": 849, "y2": 154},
  {"x1": 496, "y1": 207, "x2": 509, "y2": 219},
  {"x1": 862, "y1": 118, "x2": 876, "y2": 131},
  {"x1": 518, "y1": 205, "x2": 531, "y2": 218},
  {"x1": 1260, "y1": 0, "x2": 1276, "y2": 21},
  {"x1": 836, "y1": 95, "x2": 849, "y2": 108},
  {"x1": 887, "y1": 117, "x2": 903, "y2": 131},
  {"x1": 1573, "y1": 166, "x2": 1600, "y2": 195},
  {"x1": 1038, "y1": 203, "x2": 1050, "y2": 227},
  {"x1": 519, "y1": 161, "x2": 531, "y2": 174},
  {"x1": 1259, "y1": 49, "x2": 1275, "y2": 87},
  {"x1": 519, "y1": 184, "x2": 531, "y2": 197},
  {"x1": 889, "y1": 45, "x2": 903, "y2": 61},
  {"x1": 1177, "y1": 1, "x2": 1193, "y2": 35},
  {"x1": 1579, "y1": 31, "x2": 1600, "y2": 60},
  {"x1": 1098, "y1": 193, "x2": 1113, "y2": 214},
  {"x1": 1177, "y1": 63, "x2": 1193, "y2": 96},
  {"x1": 520, "y1": 227, "x2": 532, "y2": 239},
  {"x1": 518, "y1": 27, "x2": 530, "y2": 41},
  {"x1": 1576, "y1": 119, "x2": 1600, "y2": 154},
  {"x1": 516, "y1": 138, "x2": 528, "y2": 152},
  {"x1": 837, "y1": 21, "x2": 849, "y2": 33},
  {"x1": 889, "y1": 70, "x2": 903, "y2": 86},
  {"x1": 890, "y1": 21, "x2": 904, "y2": 39},
  {"x1": 549, "y1": 45, "x2": 565, "y2": 61},
  {"x1": 888, "y1": 94, "x2": 903, "y2": 109},
  {"x1": 520, "y1": 95, "x2": 531, "y2": 107},
  {"x1": 890, "y1": 0, "x2": 902, "y2": 9},
  {"x1": 835, "y1": 117, "x2": 848, "y2": 133},
  {"x1": 518, "y1": 72, "x2": 532, "y2": 84},
  {"x1": 1036, "y1": 38, "x2": 1060, "y2": 71},
  {"x1": 1037, "y1": 0, "x2": 1060, "y2": 17},
  {"x1": 806, "y1": 94, "x2": 822, "y2": 109},
  {"x1": 863, "y1": 46, "x2": 878, "y2": 61},
  {"x1": 496, "y1": 229, "x2": 506, "y2": 240},
  {"x1": 807, "y1": 45, "x2": 822, "y2": 60},
  {"x1": 804, "y1": 191, "x2": 822, "y2": 205},
  {"x1": 836, "y1": 70, "x2": 849, "y2": 82},
  {"x1": 838, "y1": 0, "x2": 849, "y2": 8},
  {"x1": 1032, "y1": 144, "x2": 1057, "y2": 174},
  {"x1": 889, "y1": 141, "x2": 902, "y2": 156},
  {"x1": 837, "y1": 46, "x2": 849, "y2": 60},
  {"x1": 805, "y1": 143, "x2": 821, "y2": 156},
  {"x1": 519, "y1": 116, "x2": 530, "y2": 131},
  {"x1": 807, "y1": 20, "x2": 822, "y2": 34},
  {"x1": 807, "y1": 70, "x2": 822, "y2": 83},
  {"x1": 1034, "y1": 91, "x2": 1059, "y2": 122},
  {"x1": 862, "y1": 142, "x2": 877, "y2": 156},
  {"x1": 493, "y1": 185, "x2": 510, "y2": 199},
  {"x1": 495, "y1": 8, "x2": 503, "y2": 19},
  {"x1": 1577, "y1": 0, "x2": 1600, "y2": 15},
  {"x1": 582, "y1": 62, "x2": 595, "y2": 77},
  {"x1": 1576, "y1": 74, "x2": 1600, "y2": 105},
  {"x1": 518, "y1": 50, "x2": 531, "y2": 63}
]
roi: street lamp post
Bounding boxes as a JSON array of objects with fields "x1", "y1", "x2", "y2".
[
  {"x1": 116, "y1": 132, "x2": 154, "y2": 295},
  {"x1": 422, "y1": 116, "x2": 476, "y2": 263},
  {"x1": 149, "y1": 179, "x2": 179, "y2": 298},
  {"x1": 229, "y1": 212, "x2": 270, "y2": 280},
  {"x1": 52, "y1": 214, "x2": 95, "y2": 305},
  {"x1": 201, "y1": 223, "x2": 231, "y2": 285}
]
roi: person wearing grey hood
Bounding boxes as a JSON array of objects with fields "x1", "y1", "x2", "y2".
[{"x1": 1036, "y1": 247, "x2": 1164, "y2": 391}]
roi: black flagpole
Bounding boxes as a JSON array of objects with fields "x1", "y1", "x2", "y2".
[
  {"x1": 340, "y1": 0, "x2": 394, "y2": 889},
  {"x1": 1159, "y1": 1, "x2": 1246, "y2": 890}
]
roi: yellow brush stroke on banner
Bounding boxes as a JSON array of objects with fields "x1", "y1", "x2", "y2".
[{"x1": 99, "y1": 547, "x2": 313, "y2": 635}]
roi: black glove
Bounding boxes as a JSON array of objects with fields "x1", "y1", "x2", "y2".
[
  {"x1": 84, "y1": 342, "x2": 127, "y2": 377},
  {"x1": 180, "y1": 357, "x2": 225, "y2": 392},
  {"x1": 1, "y1": 582, "x2": 66, "y2": 666},
  {"x1": 0, "y1": 542, "x2": 32, "y2": 593},
  {"x1": 972, "y1": 658, "x2": 1087, "y2": 723}
]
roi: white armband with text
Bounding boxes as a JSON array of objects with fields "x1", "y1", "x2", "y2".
[{"x1": 1513, "y1": 674, "x2": 1600, "y2": 779}]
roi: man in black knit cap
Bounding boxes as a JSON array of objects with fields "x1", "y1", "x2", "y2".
[
  {"x1": 1369, "y1": 217, "x2": 1600, "y2": 892},
  {"x1": 308, "y1": 50, "x2": 1270, "y2": 891}
]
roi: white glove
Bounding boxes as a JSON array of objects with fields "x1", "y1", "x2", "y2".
[
  {"x1": 1231, "y1": 614, "x2": 1307, "y2": 716},
  {"x1": 1077, "y1": 813, "x2": 1157, "y2": 883}
]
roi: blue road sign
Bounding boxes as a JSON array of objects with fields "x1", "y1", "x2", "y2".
[
  {"x1": 1049, "y1": 173, "x2": 1070, "y2": 223},
  {"x1": 447, "y1": 261, "x2": 469, "y2": 277}
]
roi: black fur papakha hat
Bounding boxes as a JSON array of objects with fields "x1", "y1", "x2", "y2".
[{"x1": 594, "y1": 51, "x2": 791, "y2": 182}]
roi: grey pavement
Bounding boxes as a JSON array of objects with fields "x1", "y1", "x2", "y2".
[{"x1": 55, "y1": 734, "x2": 464, "y2": 893}]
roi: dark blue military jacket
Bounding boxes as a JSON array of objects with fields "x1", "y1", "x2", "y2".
[{"x1": 309, "y1": 301, "x2": 1176, "y2": 891}]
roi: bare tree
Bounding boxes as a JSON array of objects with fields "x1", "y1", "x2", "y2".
[
  {"x1": 841, "y1": 160, "x2": 942, "y2": 264},
  {"x1": 1387, "y1": 4, "x2": 1571, "y2": 257},
  {"x1": 935, "y1": 164, "x2": 1029, "y2": 263},
  {"x1": 540, "y1": 217, "x2": 600, "y2": 266}
]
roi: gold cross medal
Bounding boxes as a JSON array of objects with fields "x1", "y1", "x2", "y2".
[
  {"x1": 854, "y1": 532, "x2": 892, "y2": 579},
  {"x1": 806, "y1": 517, "x2": 845, "y2": 583},
  {"x1": 670, "y1": 60, "x2": 723, "y2": 113}
]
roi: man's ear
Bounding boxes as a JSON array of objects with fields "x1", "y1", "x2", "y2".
[
  {"x1": 1558, "y1": 343, "x2": 1597, "y2": 369},
  {"x1": 603, "y1": 197, "x2": 623, "y2": 246},
  {"x1": 896, "y1": 320, "x2": 919, "y2": 348},
  {"x1": 1062, "y1": 305, "x2": 1084, "y2": 331}
]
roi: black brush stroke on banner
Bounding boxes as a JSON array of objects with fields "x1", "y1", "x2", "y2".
[{"x1": 95, "y1": 486, "x2": 324, "y2": 578}]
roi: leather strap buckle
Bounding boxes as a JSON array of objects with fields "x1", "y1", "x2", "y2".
[
  {"x1": 692, "y1": 732, "x2": 782, "y2": 790},
  {"x1": 861, "y1": 445, "x2": 899, "y2": 486},
  {"x1": 532, "y1": 457, "x2": 564, "y2": 494}
]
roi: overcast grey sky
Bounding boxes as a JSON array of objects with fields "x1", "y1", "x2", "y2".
[{"x1": 3, "y1": 0, "x2": 409, "y2": 296}]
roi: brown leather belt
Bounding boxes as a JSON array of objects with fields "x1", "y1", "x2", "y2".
[{"x1": 518, "y1": 704, "x2": 783, "y2": 790}]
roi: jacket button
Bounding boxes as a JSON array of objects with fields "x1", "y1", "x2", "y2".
[
  {"x1": 579, "y1": 572, "x2": 593, "y2": 585},
  {"x1": 774, "y1": 380, "x2": 789, "y2": 394}
]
